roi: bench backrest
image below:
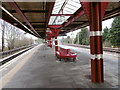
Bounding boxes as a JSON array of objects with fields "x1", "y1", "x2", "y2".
[{"x1": 60, "y1": 47, "x2": 70, "y2": 54}]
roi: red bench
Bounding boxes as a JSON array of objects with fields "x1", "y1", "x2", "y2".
[
  {"x1": 48, "y1": 44, "x2": 52, "y2": 48},
  {"x1": 56, "y1": 47, "x2": 77, "y2": 62}
]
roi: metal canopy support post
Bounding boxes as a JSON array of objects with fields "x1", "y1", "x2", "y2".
[
  {"x1": 54, "y1": 34, "x2": 58, "y2": 52},
  {"x1": 50, "y1": 28, "x2": 60, "y2": 53},
  {"x1": 46, "y1": 25, "x2": 61, "y2": 54},
  {"x1": 48, "y1": 25, "x2": 61, "y2": 53},
  {"x1": 46, "y1": 32, "x2": 52, "y2": 48},
  {"x1": 81, "y1": 2, "x2": 108, "y2": 83},
  {"x1": 90, "y1": 2, "x2": 103, "y2": 83}
]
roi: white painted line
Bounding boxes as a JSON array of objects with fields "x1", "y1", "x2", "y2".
[{"x1": 90, "y1": 31, "x2": 102, "y2": 36}]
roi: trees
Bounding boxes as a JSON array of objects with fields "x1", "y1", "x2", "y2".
[
  {"x1": 74, "y1": 27, "x2": 90, "y2": 45},
  {"x1": 5, "y1": 23, "x2": 18, "y2": 50},
  {"x1": 109, "y1": 16, "x2": 120, "y2": 47},
  {"x1": 102, "y1": 27, "x2": 109, "y2": 42},
  {"x1": 0, "y1": 19, "x2": 34, "y2": 51},
  {"x1": 1, "y1": 20, "x2": 5, "y2": 51},
  {"x1": 74, "y1": 16, "x2": 120, "y2": 47},
  {"x1": 61, "y1": 36, "x2": 73, "y2": 44},
  {"x1": 102, "y1": 16, "x2": 120, "y2": 47},
  {"x1": 102, "y1": 27, "x2": 111, "y2": 47}
]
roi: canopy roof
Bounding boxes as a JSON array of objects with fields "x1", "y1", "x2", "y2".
[{"x1": 1, "y1": 1, "x2": 120, "y2": 38}]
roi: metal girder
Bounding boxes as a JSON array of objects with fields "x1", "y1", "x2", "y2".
[
  {"x1": 63, "y1": 22, "x2": 88, "y2": 33},
  {"x1": 62, "y1": 8, "x2": 84, "y2": 28},
  {"x1": 1, "y1": 10, "x2": 38, "y2": 37},
  {"x1": 51, "y1": 14, "x2": 72, "y2": 16},
  {"x1": 104, "y1": 6, "x2": 120, "y2": 20},
  {"x1": 16, "y1": 25, "x2": 46, "y2": 28},
  {"x1": 62, "y1": 5, "x2": 120, "y2": 34},
  {"x1": 7, "y1": 1, "x2": 41, "y2": 38},
  {"x1": 29, "y1": 22, "x2": 46, "y2": 24},
  {"x1": 66, "y1": 2, "x2": 108, "y2": 29},
  {"x1": 35, "y1": 30, "x2": 44, "y2": 32},
  {"x1": 48, "y1": 25, "x2": 62, "y2": 29},
  {"x1": 10, "y1": 22, "x2": 46, "y2": 24},
  {"x1": 45, "y1": 2, "x2": 55, "y2": 27},
  {"x1": 2, "y1": 11, "x2": 16, "y2": 23},
  {"x1": 73, "y1": 21, "x2": 88, "y2": 23},
  {"x1": 32, "y1": 25, "x2": 46, "y2": 28},
  {"x1": 10, "y1": 10, "x2": 48, "y2": 13}
]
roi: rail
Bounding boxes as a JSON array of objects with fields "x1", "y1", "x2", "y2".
[
  {"x1": 65, "y1": 44, "x2": 120, "y2": 53},
  {"x1": 0, "y1": 45, "x2": 34, "y2": 59},
  {"x1": 0, "y1": 45, "x2": 36, "y2": 66}
]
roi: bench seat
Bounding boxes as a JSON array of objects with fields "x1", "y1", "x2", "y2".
[{"x1": 56, "y1": 47, "x2": 77, "y2": 61}]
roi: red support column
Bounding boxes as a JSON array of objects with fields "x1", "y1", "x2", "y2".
[
  {"x1": 81, "y1": 1, "x2": 108, "y2": 83},
  {"x1": 46, "y1": 32, "x2": 52, "y2": 48},
  {"x1": 50, "y1": 28, "x2": 60, "y2": 53},
  {"x1": 53, "y1": 29, "x2": 60, "y2": 53},
  {"x1": 54, "y1": 36, "x2": 58, "y2": 53},
  {"x1": 48, "y1": 25, "x2": 61, "y2": 54},
  {"x1": 50, "y1": 39, "x2": 52, "y2": 48},
  {"x1": 90, "y1": 2, "x2": 103, "y2": 83},
  {"x1": 47, "y1": 39, "x2": 52, "y2": 48}
]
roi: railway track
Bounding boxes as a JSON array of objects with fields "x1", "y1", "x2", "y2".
[
  {"x1": 65, "y1": 44, "x2": 120, "y2": 53},
  {"x1": 0, "y1": 46, "x2": 34, "y2": 67}
]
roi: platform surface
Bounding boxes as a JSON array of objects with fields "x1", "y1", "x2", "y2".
[{"x1": 1, "y1": 44, "x2": 118, "y2": 88}]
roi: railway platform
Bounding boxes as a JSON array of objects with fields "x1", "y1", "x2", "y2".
[{"x1": 0, "y1": 44, "x2": 118, "y2": 88}]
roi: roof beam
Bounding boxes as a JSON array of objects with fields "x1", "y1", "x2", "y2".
[
  {"x1": 32, "y1": 25, "x2": 46, "y2": 28},
  {"x1": 10, "y1": 10, "x2": 48, "y2": 13},
  {"x1": 51, "y1": 14, "x2": 72, "y2": 16},
  {"x1": 62, "y1": 6, "x2": 120, "y2": 34},
  {"x1": 36, "y1": 31, "x2": 45, "y2": 32},
  {"x1": 10, "y1": 21, "x2": 46, "y2": 24},
  {"x1": 1, "y1": 6, "x2": 38, "y2": 37},
  {"x1": 16, "y1": 25, "x2": 46, "y2": 28},
  {"x1": 62, "y1": 8, "x2": 84, "y2": 28},
  {"x1": 30, "y1": 22, "x2": 46, "y2": 24},
  {"x1": 7, "y1": 1, "x2": 41, "y2": 38},
  {"x1": 45, "y1": 2, "x2": 55, "y2": 27},
  {"x1": 73, "y1": 21, "x2": 87, "y2": 22},
  {"x1": 104, "y1": 6, "x2": 120, "y2": 20}
]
